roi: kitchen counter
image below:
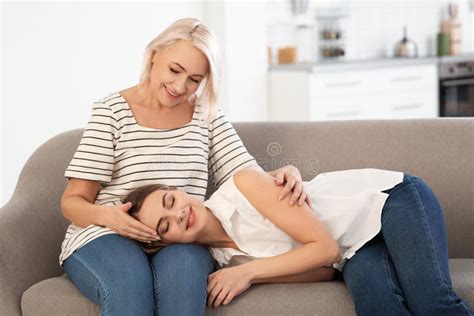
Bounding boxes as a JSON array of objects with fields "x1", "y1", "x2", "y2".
[
  {"x1": 268, "y1": 54, "x2": 473, "y2": 72},
  {"x1": 438, "y1": 53, "x2": 474, "y2": 64}
]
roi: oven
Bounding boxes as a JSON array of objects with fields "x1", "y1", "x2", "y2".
[{"x1": 439, "y1": 58, "x2": 474, "y2": 117}]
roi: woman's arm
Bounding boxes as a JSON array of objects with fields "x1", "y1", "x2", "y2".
[
  {"x1": 224, "y1": 256, "x2": 335, "y2": 283},
  {"x1": 61, "y1": 178, "x2": 158, "y2": 243},
  {"x1": 61, "y1": 178, "x2": 103, "y2": 227},
  {"x1": 60, "y1": 101, "x2": 158, "y2": 243},
  {"x1": 207, "y1": 109, "x2": 308, "y2": 206},
  {"x1": 207, "y1": 108, "x2": 258, "y2": 189},
  {"x1": 266, "y1": 165, "x2": 311, "y2": 207},
  {"x1": 207, "y1": 168, "x2": 340, "y2": 307}
]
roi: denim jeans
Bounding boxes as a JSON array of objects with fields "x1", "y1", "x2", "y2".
[
  {"x1": 342, "y1": 174, "x2": 473, "y2": 315},
  {"x1": 63, "y1": 234, "x2": 215, "y2": 316}
]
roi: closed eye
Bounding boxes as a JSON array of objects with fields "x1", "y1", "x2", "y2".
[
  {"x1": 157, "y1": 218, "x2": 169, "y2": 236},
  {"x1": 168, "y1": 195, "x2": 175, "y2": 208},
  {"x1": 163, "y1": 193, "x2": 175, "y2": 209},
  {"x1": 169, "y1": 67, "x2": 179, "y2": 74}
]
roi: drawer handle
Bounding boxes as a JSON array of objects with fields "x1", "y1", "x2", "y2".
[
  {"x1": 392, "y1": 103, "x2": 422, "y2": 110},
  {"x1": 327, "y1": 110, "x2": 361, "y2": 117},
  {"x1": 442, "y1": 78, "x2": 474, "y2": 87},
  {"x1": 391, "y1": 76, "x2": 422, "y2": 82},
  {"x1": 325, "y1": 81, "x2": 361, "y2": 88}
]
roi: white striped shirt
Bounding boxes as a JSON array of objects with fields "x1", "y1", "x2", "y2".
[{"x1": 59, "y1": 92, "x2": 257, "y2": 265}]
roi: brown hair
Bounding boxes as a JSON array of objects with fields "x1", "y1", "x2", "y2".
[{"x1": 122, "y1": 184, "x2": 177, "y2": 253}]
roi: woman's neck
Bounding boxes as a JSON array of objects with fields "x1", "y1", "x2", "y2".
[
  {"x1": 135, "y1": 83, "x2": 163, "y2": 109},
  {"x1": 197, "y1": 208, "x2": 239, "y2": 250}
]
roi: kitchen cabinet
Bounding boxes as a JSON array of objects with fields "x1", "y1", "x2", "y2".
[{"x1": 269, "y1": 62, "x2": 439, "y2": 121}]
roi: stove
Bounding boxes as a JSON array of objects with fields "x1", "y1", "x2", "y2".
[{"x1": 438, "y1": 55, "x2": 474, "y2": 117}]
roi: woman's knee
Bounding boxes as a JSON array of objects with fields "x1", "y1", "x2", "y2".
[
  {"x1": 64, "y1": 235, "x2": 154, "y2": 308},
  {"x1": 153, "y1": 244, "x2": 214, "y2": 270},
  {"x1": 403, "y1": 173, "x2": 427, "y2": 187},
  {"x1": 152, "y1": 244, "x2": 214, "y2": 289},
  {"x1": 152, "y1": 244, "x2": 213, "y2": 313},
  {"x1": 387, "y1": 173, "x2": 438, "y2": 208}
]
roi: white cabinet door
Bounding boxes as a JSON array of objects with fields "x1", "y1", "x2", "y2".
[
  {"x1": 311, "y1": 70, "x2": 376, "y2": 98},
  {"x1": 310, "y1": 95, "x2": 371, "y2": 121},
  {"x1": 380, "y1": 65, "x2": 438, "y2": 92},
  {"x1": 381, "y1": 90, "x2": 438, "y2": 118}
]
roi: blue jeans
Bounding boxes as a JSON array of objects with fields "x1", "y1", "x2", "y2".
[
  {"x1": 342, "y1": 174, "x2": 473, "y2": 315},
  {"x1": 63, "y1": 235, "x2": 215, "y2": 316}
]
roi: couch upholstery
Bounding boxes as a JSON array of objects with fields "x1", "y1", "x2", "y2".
[{"x1": 1, "y1": 119, "x2": 473, "y2": 315}]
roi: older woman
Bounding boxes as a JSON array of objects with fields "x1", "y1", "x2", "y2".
[{"x1": 60, "y1": 18, "x2": 308, "y2": 316}]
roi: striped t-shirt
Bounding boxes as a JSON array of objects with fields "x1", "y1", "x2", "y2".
[{"x1": 59, "y1": 92, "x2": 257, "y2": 265}]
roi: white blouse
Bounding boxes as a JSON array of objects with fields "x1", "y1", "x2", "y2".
[{"x1": 204, "y1": 168, "x2": 404, "y2": 271}]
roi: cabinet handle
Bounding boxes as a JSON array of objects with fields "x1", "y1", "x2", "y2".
[
  {"x1": 392, "y1": 103, "x2": 422, "y2": 110},
  {"x1": 325, "y1": 81, "x2": 361, "y2": 88},
  {"x1": 441, "y1": 78, "x2": 474, "y2": 87},
  {"x1": 327, "y1": 110, "x2": 361, "y2": 117},
  {"x1": 391, "y1": 76, "x2": 422, "y2": 82}
]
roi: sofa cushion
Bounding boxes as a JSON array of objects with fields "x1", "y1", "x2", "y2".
[
  {"x1": 21, "y1": 275, "x2": 99, "y2": 316},
  {"x1": 449, "y1": 258, "x2": 474, "y2": 306},
  {"x1": 21, "y1": 275, "x2": 354, "y2": 316},
  {"x1": 21, "y1": 259, "x2": 473, "y2": 315}
]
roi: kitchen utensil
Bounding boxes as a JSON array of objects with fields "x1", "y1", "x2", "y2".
[{"x1": 394, "y1": 26, "x2": 418, "y2": 58}]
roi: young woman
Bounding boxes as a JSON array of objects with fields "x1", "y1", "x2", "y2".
[
  {"x1": 60, "y1": 18, "x2": 308, "y2": 316},
  {"x1": 124, "y1": 168, "x2": 473, "y2": 315}
]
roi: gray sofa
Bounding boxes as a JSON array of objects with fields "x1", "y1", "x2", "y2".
[{"x1": 1, "y1": 119, "x2": 473, "y2": 315}]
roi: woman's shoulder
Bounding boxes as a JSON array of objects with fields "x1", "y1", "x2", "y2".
[
  {"x1": 95, "y1": 92, "x2": 122, "y2": 104},
  {"x1": 233, "y1": 168, "x2": 275, "y2": 198},
  {"x1": 206, "y1": 107, "x2": 229, "y2": 126},
  {"x1": 234, "y1": 167, "x2": 262, "y2": 180},
  {"x1": 206, "y1": 169, "x2": 266, "y2": 206},
  {"x1": 90, "y1": 92, "x2": 129, "y2": 117}
]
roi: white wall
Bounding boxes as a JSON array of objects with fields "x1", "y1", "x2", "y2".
[
  {"x1": 1, "y1": 2, "x2": 205, "y2": 206},
  {"x1": 343, "y1": 0, "x2": 473, "y2": 59},
  {"x1": 203, "y1": 1, "x2": 268, "y2": 121},
  {"x1": 267, "y1": 0, "x2": 474, "y2": 59},
  {"x1": 0, "y1": 2, "x2": 3, "y2": 208}
]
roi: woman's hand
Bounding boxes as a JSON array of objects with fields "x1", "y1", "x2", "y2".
[
  {"x1": 207, "y1": 266, "x2": 252, "y2": 308},
  {"x1": 270, "y1": 165, "x2": 312, "y2": 207},
  {"x1": 102, "y1": 202, "x2": 160, "y2": 243}
]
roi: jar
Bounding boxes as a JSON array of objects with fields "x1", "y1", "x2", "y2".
[{"x1": 268, "y1": 21, "x2": 298, "y2": 64}]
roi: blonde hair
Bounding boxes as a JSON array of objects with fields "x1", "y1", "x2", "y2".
[{"x1": 139, "y1": 18, "x2": 220, "y2": 121}]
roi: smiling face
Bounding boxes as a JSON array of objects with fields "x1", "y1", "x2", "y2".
[
  {"x1": 149, "y1": 40, "x2": 209, "y2": 108},
  {"x1": 133, "y1": 188, "x2": 209, "y2": 244}
]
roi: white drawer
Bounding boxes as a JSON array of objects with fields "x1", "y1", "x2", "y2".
[
  {"x1": 376, "y1": 90, "x2": 438, "y2": 119},
  {"x1": 309, "y1": 87, "x2": 438, "y2": 120},
  {"x1": 310, "y1": 64, "x2": 438, "y2": 98},
  {"x1": 309, "y1": 95, "x2": 371, "y2": 121},
  {"x1": 378, "y1": 65, "x2": 438, "y2": 92},
  {"x1": 310, "y1": 70, "x2": 375, "y2": 98}
]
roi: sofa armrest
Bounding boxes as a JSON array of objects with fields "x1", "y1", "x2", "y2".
[{"x1": 0, "y1": 130, "x2": 81, "y2": 315}]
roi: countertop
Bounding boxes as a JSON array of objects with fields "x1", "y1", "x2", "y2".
[{"x1": 269, "y1": 53, "x2": 474, "y2": 72}]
